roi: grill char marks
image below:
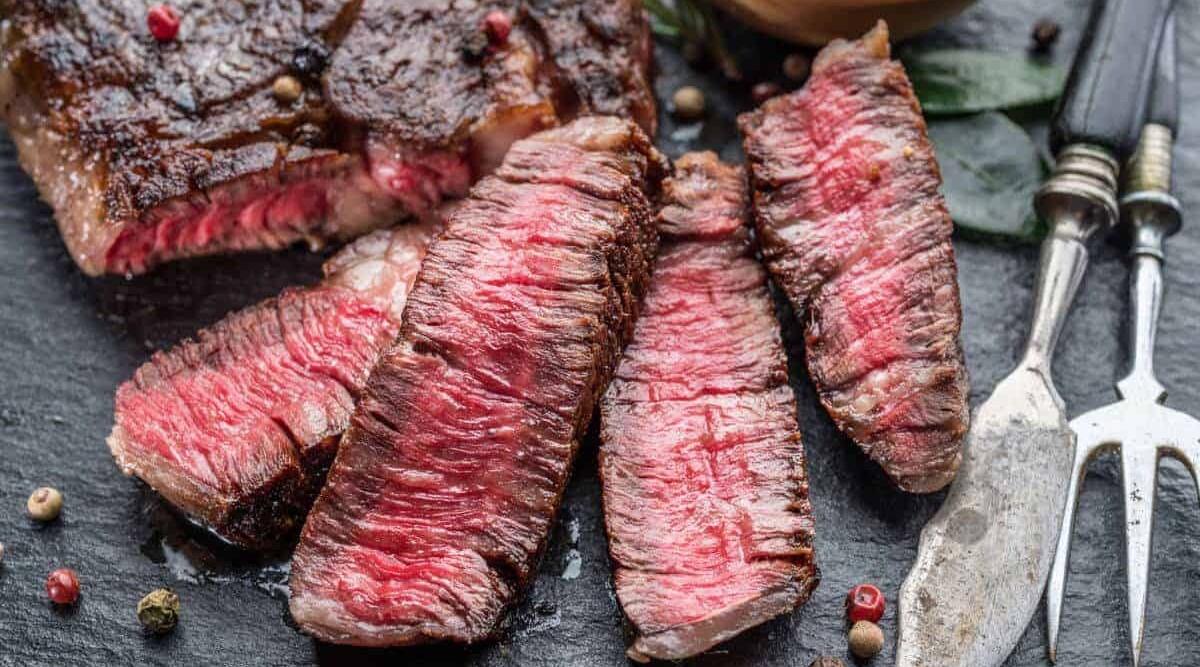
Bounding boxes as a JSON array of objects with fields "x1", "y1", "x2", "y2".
[
  {"x1": 288, "y1": 117, "x2": 665, "y2": 647},
  {"x1": 601, "y1": 153, "x2": 816, "y2": 662},
  {"x1": 107, "y1": 221, "x2": 436, "y2": 550},
  {"x1": 739, "y1": 21, "x2": 969, "y2": 493},
  {"x1": 0, "y1": 0, "x2": 656, "y2": 276}
]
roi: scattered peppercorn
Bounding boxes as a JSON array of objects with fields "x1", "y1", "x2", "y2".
[
  {"x1": 682, "y1": 41, "x2": 705, "y2": 65},
  {"x1": 846, "y1": 583, "x2": 886, "y2": 623},
  {"x1": 147, "y1": 5, "x2": 181, "y2": 42},
  {"x1": 848, "y1": 620, "x2": 884, "y2": 659},
  {"x1": 783, "y1": 53, "x2": 811, "y2": 81},
  {"x1": 1032, "y1": 19, "x2": 1060, "y2": 51},
  {"x1": 482, "y1": 10, "x2": 513, "y2": 45},
  {"x1": 46, "y1": 568, "x2": 80, "y2": 605},
  {"x1": 0, "y1": 541, "x2": 5, "y2": 566},
  {"x1": 272, "y1": 75, "x2": 303, "y2": 104},
  {"x1": 752, "y1": 81, "x2": 782, "y2": 104},
  {"x1": 27, "y1": 487, "x2": 63, "y2": 522},
  {"x1": 809, "y1": 657, "x2": 846, "y2": 667},
  {"x1": 291, "y1": 43, "x2": 331, "y2": 77},
  {"x1": 671, "y1": 86, "x2": 705, "y2": 121},
  {"x1": 461, "y1": 30, "x2": 491, "y2": 63},
  {"x1": 138, "y1": 588, "x2": 181, "y2": 634}
]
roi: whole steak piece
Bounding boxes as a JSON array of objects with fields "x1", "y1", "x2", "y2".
[
  {"x1": 739, "y1": 21, "x2": 969, "y2": 493},
  {"x1": 108, "y1": 219, "x2": 437, "y2": 550},
  {"x1": 0, "y1": 0, "x2": 654, "y2": 276},
  {"x1": 601, "y1": 153, "x2": 817, "y2": 662},
  {"x1": 289, "y1": 117, "x2": 666, "y2": 646}
]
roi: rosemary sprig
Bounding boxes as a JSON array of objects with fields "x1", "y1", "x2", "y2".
[{"x1": 642, "y1": 0, "x2": 741, "y2": 80}]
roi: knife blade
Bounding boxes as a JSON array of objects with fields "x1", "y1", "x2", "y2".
[{"x1": 896, "y1": 1, "x2": 1174, "y2": 665}]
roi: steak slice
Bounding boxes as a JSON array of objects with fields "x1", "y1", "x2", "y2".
[
  {"x1": 288, "y1": 117, "x2": 666, "y2": 646},
  {"x1": 738, "y1": 21, "x2": 969, "y2": 493},
  {"x1": 601, "y1": 153, "x2": 817, "y2": 662},
  {"x1": 0, "y1": 0, "x2": 655, "y2": 276},
  {"x1": 107, "y1": 219, "x2": 437, "y2": 550}
]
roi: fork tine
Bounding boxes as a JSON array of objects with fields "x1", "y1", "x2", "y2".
[
  {"x1": 1046, "y1": 433, "x2": 1104, "y2": 662},
  {"x1": 1121, "y1": 444, "x2": 1160, "y2": 667}
]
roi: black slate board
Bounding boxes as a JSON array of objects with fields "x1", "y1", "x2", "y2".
[{"x1": 2, "y1": 1, "x2": 1199, "y2": 665}]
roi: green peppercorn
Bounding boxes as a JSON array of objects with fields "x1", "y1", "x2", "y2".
[
  {"x1": 137, "y1": 588, "x2": 181, "y2": 634},
  {"x1": 27, "y1": 487, "x2": 63, "y2": 522},
  {"x1": 848, "y1": 620, "x2": 884, "y2": 659},
  {"x1": 671, "y1": 86, "x2": 705, "y2": 121}
]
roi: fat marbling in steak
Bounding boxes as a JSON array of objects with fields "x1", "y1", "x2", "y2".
[
  {"x1": 0, "y1": 0, "x2": 654, "y2": 275},
  {"x1": 288, "y1": 116, "x2": 666, "y2": 646},
  {"x1": 108, "y1": 219, "x2": 437, "y2": 550},
  {"x1": 739, "y1": 22, "x2": 969, "y2": 493},
  {"x1": 601, "y1": 152, "x2": 817, "y2": 662}
]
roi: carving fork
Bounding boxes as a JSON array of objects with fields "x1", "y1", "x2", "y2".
[{"x1": 1045, "y1": 13, "x2": 1196, "y2": 667}]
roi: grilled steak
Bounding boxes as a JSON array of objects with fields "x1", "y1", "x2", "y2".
[
  {"x1": 108, "y1": 219, "x2": 437, "y2": 550},
  {"x1": 289, "y1": 117, "x2": 665, "y2": 646},
  {"x1": 0, "y1": 0, "x2": 654, "y2": 275},
  {"x1": 601, "y1": 153, "x2": 817, "y2": 662},
  {"x1": 739, "y1": 22, "x2": 969, "y2": 493}
]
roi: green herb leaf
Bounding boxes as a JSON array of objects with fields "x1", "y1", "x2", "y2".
[
  {"x1": 928, "y1": 111, "x2": 1048, "y2": 240},
  {"x1": 904, "y1": 50, "x2": 1065, "y2": 115}
]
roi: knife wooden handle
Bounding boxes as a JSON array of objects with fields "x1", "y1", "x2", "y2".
[{"x1": 1051, "y1": 0, "x2": 1173, "y2": 160}]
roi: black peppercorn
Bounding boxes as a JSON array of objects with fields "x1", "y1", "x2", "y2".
[
  {"x1": 1032, "y1": 19, "x2": 1060, "y2": 51},
  {"x1": 291, "y1": 43, "x2": 331, "y2": 77},
  {"x1": 461, "y1": 30, "x2": 490, "y2": 63}
]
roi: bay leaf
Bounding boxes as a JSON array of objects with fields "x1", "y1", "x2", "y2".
[
  {"x1": 905, "y1": 50, "x2": 1065, "y2": 115},
  {"x1": 928, "y1": 111, "x2": 1048, "y2": 240}
]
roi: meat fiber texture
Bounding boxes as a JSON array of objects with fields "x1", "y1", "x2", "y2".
[
  {"x1": 288, "y1": 117, "x2": 666, "y2": 647},
  {"x1": 738, "y1": 21, "x2": 969, "y2": 493},
  {"x1": 0, "y1": 0, "x2": 654, "y2": 276},
  {"x1": 601, "y1": 152, "x2": 817, "y2": 662},
  {"x1": 107, "y1": 219, "x2": 437, "y2": 550}
]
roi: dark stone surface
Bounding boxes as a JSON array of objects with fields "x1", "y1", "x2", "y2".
[{"x1": 1, "y1": 1, "x2": 1198, "y2": 665}]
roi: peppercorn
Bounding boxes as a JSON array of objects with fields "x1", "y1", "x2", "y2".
[
  {"x1": 461, "y1": 30, "x2": 491, "y2": 63},
  {"x1": 272, "y1": 75, "x2": 303, "y2": 104},
  {"x1": 147, "y1": 5, "x2": 181, "y2": 42},
  {"x1": 809, "y1": 657, "x2": 846, "y2": 667},
  {"x1": 783, "y1": 53, "x2": 811, "y2": 81},
  {"x1": 27, "y1": 487, "x2": 63, "y2": 522},
  {"x1": 671, "y1": 86, "x2": 705, "y2": 121},
  {"x1": 682, "y1": 41, "x2": 705, "y2": 65},
  {"x1": 1032, "y1": 19, "x2": 1060, "y2": 51},
  {"x1": 752, "y1": 81, "x2": 782, "y2": 104},
  {"x1": 138, "y1": 588, "x2": 181, "y2": 634},
  {"x1": 291, "y1": 43, "x2": 331, "y2": 77},
  {"x1": 46, "y1": 568, "x2": 80, "y2": 605},
  {"x1": 482, "y1": 10, "x2": 512, "y2": 45},
  {"x1": 848, "y1": 621, "x2": 884, "y2": 659},
  {"x1": 846, "y1": 583, "x2": 886, "y2": 623},
  {"x1": 0, "y1": 541, "x2": 5, "y2": 566}
]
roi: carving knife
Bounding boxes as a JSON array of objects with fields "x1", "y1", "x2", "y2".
[{"x1": 896, "y1": 1, "x2": 1174, "y2": 665}]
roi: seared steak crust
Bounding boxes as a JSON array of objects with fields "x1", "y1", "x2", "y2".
[
  {"x1": 107, "y1": 221, "x2": 436, "y2": 549},
  {"x1": 739, "y1": 22, "x2": 968, "y2": 493},
  {"x1": 602, "y1": 153, "x2": 816, "y2": 662},
  {"x1": 0, "y1": 0, "x2": 655, "y2": 275},
  {"x1": 288, "y1": 117, "x2": 665, "y2": 646}
]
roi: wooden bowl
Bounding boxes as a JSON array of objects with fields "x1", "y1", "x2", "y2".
[{"x1": 710, "y1": 0, "x2": 976, "y2": 46}]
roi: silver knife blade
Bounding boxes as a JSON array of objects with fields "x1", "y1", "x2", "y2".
[{"x1": 897, "y1": 367, "x2": 1074, "y2": 666}]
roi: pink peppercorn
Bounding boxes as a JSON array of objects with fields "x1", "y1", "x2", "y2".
[
  {"x1": 147, "y1": 5, "x2": 181, "y2": 42},
  {"x1": 46, "y1": 568, "x2": 80, "y2": 605},
  {"x1": 846, "y1": 583, "x2": 886, "y2": 623},
  {"x1": 482, "y1": 10, "x2": 512, "y2": 45}
]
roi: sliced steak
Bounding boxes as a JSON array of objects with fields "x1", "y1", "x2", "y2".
[
  {"x1": 601, "y1": 152, "x2": 817, "y2": 662},
  {"x1": 738, "y1": 21, "x2": 969, "y2": 493},
  {"x1": 0, "y1": 0, "x2": 654, "y2": 275},
  {"x1": 108, "y1": 219, "x2": 437, "y2": 550},
  {"x1": 289, "y1": 117, "x2": 666, "y2": 646}
]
